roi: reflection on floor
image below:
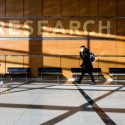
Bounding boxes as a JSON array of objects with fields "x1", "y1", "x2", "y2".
[{"x1": 0, "y1": 80, "x2": 125, "y2": 125}]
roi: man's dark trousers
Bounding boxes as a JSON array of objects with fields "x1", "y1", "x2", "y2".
[{"x1": 78, "y1": 68, "x2": 95, "y2": 82}]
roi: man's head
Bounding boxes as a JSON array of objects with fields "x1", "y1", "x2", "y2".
[{"x1": 80, "y1": 46, "x2": 85, "y2": 52}]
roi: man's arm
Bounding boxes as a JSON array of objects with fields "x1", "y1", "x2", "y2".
[{"x1": 80, "y1": 52, "x2": 83, "y2": 58}]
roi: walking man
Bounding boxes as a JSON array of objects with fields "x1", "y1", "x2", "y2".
[{"x1": 75, "y1": 46, "x2": 96, "y2": 85}]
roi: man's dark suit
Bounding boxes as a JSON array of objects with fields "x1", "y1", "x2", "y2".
[{"x1": 78, "y1": 48, "x2": 95, "y2": 83}]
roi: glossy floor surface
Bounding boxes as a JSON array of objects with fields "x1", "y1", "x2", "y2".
[{"x1": 0, "y1": 80, "x2": 125, "y2": 125}]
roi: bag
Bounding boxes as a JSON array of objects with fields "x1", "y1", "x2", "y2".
[{"x1": 89, "y1": 52, "x2": 95, "y2": 62}]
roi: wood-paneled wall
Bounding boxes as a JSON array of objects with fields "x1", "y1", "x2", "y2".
[
  {"x1": 0, "y1": 0, "x2": 125, "y2": 78},
  {"x1": 0, "y1": 0, "x2": 124, "y2": 16}
]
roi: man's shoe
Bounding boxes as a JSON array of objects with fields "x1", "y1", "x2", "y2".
[
  {"x1": 74, "y1": 80, "x2": 81, "y2": 84},
  {"x1": 90, "y1": 82, "x2": 96, "y2": 85},
  {"x1": 0, "y1": 80, "x2": 3, "y2": 86}
]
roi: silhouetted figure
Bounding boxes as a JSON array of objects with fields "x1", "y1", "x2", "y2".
[{"x1": 75, "y1": 46, "x2": 96, "y2": 85}]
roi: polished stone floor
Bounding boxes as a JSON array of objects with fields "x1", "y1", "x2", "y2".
[{"x1": 0, "y1": 80, "x2": 125, "y2": 125}]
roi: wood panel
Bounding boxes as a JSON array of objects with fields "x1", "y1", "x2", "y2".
[
  {"x1": 40, "y1": 19, "x2": 95, "y2": 37},
  {"x1": 80, "y1": 0, "x2": 88, "y2": 16},
  {"x1": 80, "y1": 0, "x2": 98, "y2": 16},
  {"x1": 0, "y1": 0, "x2": 5, "y2": 16},
  {"x1": 88, "y1": 0, "x2": 98, "y2": 16},
  {"x1": 99, "y1": 57, "x2": 117, "y2": 73},
  {"x1": 117, "y1": 0, "x2": 125, "y2": 16},
  {"x1": 42, "y1": 40, "x2": 87, "y2": 55},
  {"x1": 0, "y1": 56, "x2": 5, "y2": 74},
  {"x1": 0, "y1": 19, "x2": 116, "y2": 38},
  {"x1": 26, "y1": 56, "x2": 43, "y2": 77},
  {"x1": 24, "y1": 0, "x2": 42, "y2": 16},
  {"x1": 22, "y1": 19, "x2": 37, "y2": 37},
  {"x1": 6, "y1": 0, "x2": 23, "y2": 16},
  {"x1": 53, "y1": 19, "x2": 69, "y2": 37},
  {"x1": 90, "y1": 40, "x2": 117, "y2": 56},
  {"x1": 79, "y1": 18, "x2": 116, "y2": 38},
  {"x1": 43, "y1": 56, "x2": 60, "y2": 67},
  {"x1": 117, "y1": 19, "x2": 125, "y2": 40},
  {"x1": 97, "y1": 18, "x2": 116, "y2": 38},
  {"x1": 29, "y1": 41, "x2": 42, "y2": 55},
  {"x1": 85, "y1": 19, "x2": 98, "y2": 36},
  {"x1": 79, "y1": 18, "x2": 96, "y2": 36},
  {"x1": 93, "y1": 57, "x2": 99, "y2": 68},
  {"x1": 6, "y1": 56, "x2": 24, "y2": 73},
  {"x1": 117, "y1": 41, "x2": 125, "y2": 56},
  {"x1": 117, "y1": 57, "x2": 125, "y2": 68},
  {"x1": 4, "y1": 20, "x2": 24, "y2": 37},
  {"x1": 23, "y1": 56, "x2": 29, "y2": 68},
  {"x1": 61, "y1": 56, "x2": 80, "y2": 78},
  {"x1": 116, "y1": 17, "x2": 125, "y2": 58},
  {"x1": 99, "y1": 0, "x2": 116, "y2": 16},
  {"x1": 0, "y1": 40, "x2": 29, "y2": 54},
  {"x1": 62, "y1": 0, "x2": 79, "y2": 16},
  {"x1": 37, "y1": 19, "x2": 55, "y2": 37},
  {"x1": 43, "y1": 0, "x2": 61, "y2": 16},
  {"x1": 53, "y1": 19, "x2": 77, "y2": 37}
]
